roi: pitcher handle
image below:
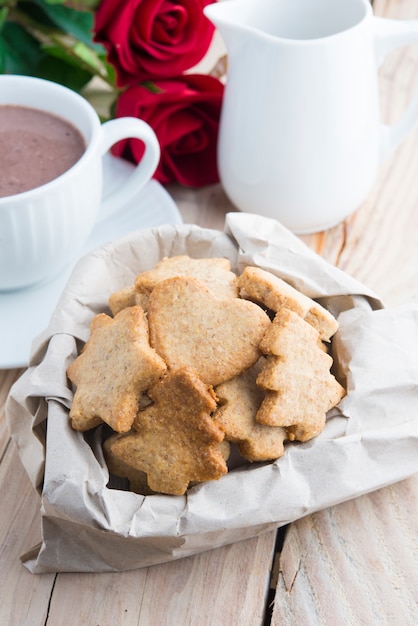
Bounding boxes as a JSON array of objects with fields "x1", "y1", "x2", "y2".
[{"x1": 374, "y1": 17, "x2": 418, "y2": 161}]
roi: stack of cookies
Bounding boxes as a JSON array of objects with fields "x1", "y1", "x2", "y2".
[{"x1": 66, "y1": 256, "x2": 345, "y2": 495}]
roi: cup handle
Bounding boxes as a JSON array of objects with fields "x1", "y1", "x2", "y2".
[
  {"x1": 374, "y1": 17, "x2": 418, "y2": 161},
  {"x1": 98, "y1": 117, "x2": 160, "y2": 221}
]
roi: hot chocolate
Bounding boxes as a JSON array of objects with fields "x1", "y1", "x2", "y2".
[{"x1": 0, "y1": 105, "x2": 86, "y2": 198}]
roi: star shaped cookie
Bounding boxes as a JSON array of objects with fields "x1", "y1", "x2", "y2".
[{"x1": 67, "y1": 305, "x2": 167, "y2": 432}]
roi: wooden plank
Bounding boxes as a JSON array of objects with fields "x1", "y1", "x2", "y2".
[
  {"x1": 165, "y1": 181, "x2": 237, "y2": 232},
  {"x1": 47, "y1": 531, "x2": 277, "y2": 626},
  {"x1": 271, "y1": 2, "x2": 418, "y2": 622},
  {"x1": 301, "y1": 123, "x2": 418, "y2": 307},
  {"x1": 300, "y1": 1, "x2": 418, "y2": 305},
  {"x1": 0, "y1": 369, "x2": 23, "y2": 458},
  {"x1": 0, "y1": 441, "x2": 55, "y2": 626},
  {"x1": 0, "y1": 362, "x2": 276, "y2": 626},
  {"x1": 136, "y1": 532, "x2": 276, "y2": 626},
  {"x1": 272, "y1": 476, "x2": 418, "y2": 625},
  {"x1": 3, "y1": 4, "x2": 418, "y2": 624}
]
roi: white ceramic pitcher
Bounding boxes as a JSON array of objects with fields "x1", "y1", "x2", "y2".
[{"x1": 205, "y1": 0, "x2": 418, "y2": 233}]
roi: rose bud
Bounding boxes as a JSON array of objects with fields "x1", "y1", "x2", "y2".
[
  {"x1": 94, "y1": 0, "x2": 217, "y2": 87},
  {"x1": 112, "y1": 74, "x2": 224, "y2": 187}
]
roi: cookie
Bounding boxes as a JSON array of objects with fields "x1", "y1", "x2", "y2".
[
  {"x1": 134, "y1": 255, "x2": 239, "y2": 299},
  {"x1": 147, "y1": 276, "x2": 271, "y2": 386},
  {"x1": 238, "y1": 266, "x2": 338, "y2": 341},
  {"x1": 256, "y1": 308, "x2": 345, "y2": 441},
  {"x1": 103, "y1": 433, "x2": 156, "y2": 495},
  {"x1": 107, "y1": 367, "x2": 228, "y2": 495},
  {"x1": 108, "y1": 285, "x2": 149, "y2": 316},
  {"x1": 214, "y1": 359, "x2": 287, "y2": 462},
  {"x1": 67, "y1": 305, "x2": 167, "y2": 432}
]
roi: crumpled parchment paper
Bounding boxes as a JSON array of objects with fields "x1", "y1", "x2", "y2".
[{"x1": 6, "y1": 212, "x2": 418, "y2": 573}]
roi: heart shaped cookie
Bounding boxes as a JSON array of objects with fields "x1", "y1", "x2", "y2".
[{"x1": 147, "y1": 276, "x2": 271, "y2": 386}]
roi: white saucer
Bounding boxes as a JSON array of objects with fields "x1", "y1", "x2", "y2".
[{"x1": 0, "y1": 154, "x2": 183, "y2": 369}]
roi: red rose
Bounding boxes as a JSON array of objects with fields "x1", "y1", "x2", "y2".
[
  {"x1": 94, "y1": 0, "x2": 217, "y2": 87},
  {"x1": 112, "y1": 74, "x2": 224, "y2": 187}
]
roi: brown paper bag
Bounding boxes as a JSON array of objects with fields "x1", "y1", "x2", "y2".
[{"x1": 7, "y1": 213, "x2": 418, "y2": 573}]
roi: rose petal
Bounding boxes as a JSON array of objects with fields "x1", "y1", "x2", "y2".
[
  {"x1": 94, "y1": 0, "x2": 216, "y2": 85},
  {"x1": 113, "y1": 74, "x2": 224, "y2": 187}
]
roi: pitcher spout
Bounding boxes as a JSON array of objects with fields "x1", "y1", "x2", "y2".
[{"x1": 204, "y1": 0, "x2": 263, "y2": 54}]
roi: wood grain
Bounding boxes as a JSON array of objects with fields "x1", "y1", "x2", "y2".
[
  {"x1": 273, "y1": 477, "x2": 418, "y2": 625},
  {"x1": 0, "y1": 365, "x2": 277, "y2": 626},
  {"x1": 47, "y1": 532, "x2": 276, "y2": 626},
  {"x1": 0, "y1": 441, "x2": 54, "y2": 625},
  {"x1": 270, "y1": 1, "x2": 418, "y2": 623},
  {"x1": 2, "y1": 0, "x2": 418, "y2": 624},
  {"x1": 0, "y1": 369, "x2": 22, "y2": 458}
]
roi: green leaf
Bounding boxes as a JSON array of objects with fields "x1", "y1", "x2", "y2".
[
  {"x1": 35, "y1": 53, "x2": 92, "y2": 91},
  {"x1": 41, "y1": 35, "x2": 114, "y2": 82},
  {"x1": 0, "y1": 21, "x2": 44, "y2": 74},
  {"x1": 62, "y1": 1, "x2": 101, "y2": 9},
  {"x1": 31, "y1": 0, "x2": 101, "y2": 49},
  {"x1": 72, "y1": 40, "x2": 103, "y2": 71},
  {"x1": 142, "y1": 81, "x2": 164, "y2": 94},
  {"x1": 0, "y1": 2, "x2": 115, "y2": 90},
  {"x1": 41, "y1": 39, "x2": 104, "y2": 74},
  {"x1": 0, "y1": 40, "x2": 5, "y2": 74},
  {"x1": 103, "y1": 58, "x2": 116, "y2": 86},
  {"x1": 0, "y1": 7, "x2": 9, "y2": 30},
  {"x1": 41, "y1": 42, "x2": 84, "y2": 67}
]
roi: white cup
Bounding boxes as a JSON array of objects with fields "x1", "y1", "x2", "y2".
[
  {"x1": 0, "y1": 75, "x2": 160, "y2": 291},
  {"x1": 205, "y1": 0, "x2": 418, "y2": 233}
]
